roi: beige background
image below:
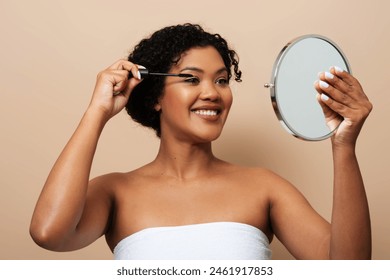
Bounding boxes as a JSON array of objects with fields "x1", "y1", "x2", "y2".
[{"x1": 1, "y1": 0, "x2": 389, "y2": 260}]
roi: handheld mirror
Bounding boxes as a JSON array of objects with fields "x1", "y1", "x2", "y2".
[{"x1": 265, "y1": 34, "x2": 351, "y2": 141}]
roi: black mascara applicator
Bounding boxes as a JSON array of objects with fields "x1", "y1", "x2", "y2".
[
  {"x1": 129, "y1": 67, "x2": 194, "y2": 79},
  {"x1": 113, "y1": 67, "x2": 194, "y2": 95}
]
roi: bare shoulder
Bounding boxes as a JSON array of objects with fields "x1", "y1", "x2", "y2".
[
  {"x1": 221, "y1": 162, "x2": 309, "y2": 208},
  {"x1": 220, "y1": 162, "x2": 291, "y2": 188},
  {"x1": 88, "y1": 168, "x2": 144, "y2": 192},
  {"x1": 244, "y1": 166, "x2": 309, "y2": 206},
  {"x1": 89, "y1": 172, "x2": 128, "y2": 191},
  {"x1": 87, "y1": 164, "x2": 163, "y2": 203}
]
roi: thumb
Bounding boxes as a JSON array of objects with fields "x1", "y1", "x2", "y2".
[{"x1": 122, "y1": 76, "x2": 143, "y2": 98}]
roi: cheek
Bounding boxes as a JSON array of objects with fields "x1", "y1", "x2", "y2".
[
  {"x1": 224, "y1": 91, "x2": 233, "y2": 112},
  {"x1": 160, "y1": 88, "x2": 195, "y2": 115}
]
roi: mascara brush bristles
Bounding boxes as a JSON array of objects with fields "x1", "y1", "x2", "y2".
[{"x1": 148, "y1": 73, "x2": 193, "y2": 78}]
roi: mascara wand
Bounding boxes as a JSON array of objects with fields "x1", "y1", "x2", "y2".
[
  {"x1": 113, "y1": 68, "x2": 193, "y2": 96},
  {"x1": 129, "y1": 68, "x2": 193, "y2": 79}
]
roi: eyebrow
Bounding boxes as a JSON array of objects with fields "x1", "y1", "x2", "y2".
[{"x1": 179, "y1": 66, "x2": 228, "y2": 75}]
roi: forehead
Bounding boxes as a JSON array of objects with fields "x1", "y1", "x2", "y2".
[{"x1": 172, "y1": 46, "x2": 225, "y2": 71}]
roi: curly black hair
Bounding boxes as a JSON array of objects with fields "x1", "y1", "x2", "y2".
[{"x1": 125, "y1": 23, "x2": 242, "y2": 137}]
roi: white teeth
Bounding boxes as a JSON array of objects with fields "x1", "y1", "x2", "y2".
[{"x1": 193, "y1": 110, "x2": 218, "y2": 116}]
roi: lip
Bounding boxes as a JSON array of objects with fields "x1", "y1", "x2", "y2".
[
  {"x1": 191, "y1": 105, "x2": 222, "y2": 113},
  {"x1": 190, "y1": 106, "x2": 222, "y2": 121}
]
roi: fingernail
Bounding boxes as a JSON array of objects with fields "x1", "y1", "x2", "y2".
[
  {"x1": 321, "y1": 94, "x2": 329, "y2": 101},
  {"x1": 325, "y1": 72, "x2": 334, "y2": 79},
  {"x1": 137, "y1": 65, "x2": 146, "y2": 79},
  {"x1": 319, "y1": 81, "x2": 329, "y2": 88},
  {"x1": 334, "y1": 66, "x2": 344, "y2": 73}
]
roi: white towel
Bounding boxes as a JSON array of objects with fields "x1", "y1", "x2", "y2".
[{"x1": 113, "y1": 222, "x2": 271, "y2": 260}]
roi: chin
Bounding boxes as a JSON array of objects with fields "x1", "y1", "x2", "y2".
[{"x1": 192, "y1": 129, "x2": 223, "y2": 143}]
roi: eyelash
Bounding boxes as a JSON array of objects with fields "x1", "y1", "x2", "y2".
[
  {"x1": 216, "y1": 78, "x2": 229, "y2": 85},
  {"x1": 184, "y1": 77, "x2": 200, "y2": 84},
  {"x1": 184, "y1": 77, "x2": 229, "y2": 85}
]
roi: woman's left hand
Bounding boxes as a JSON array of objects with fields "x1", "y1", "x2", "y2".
[{"x1": 315, "y1": 67, "x2": 373, "y2": 148}]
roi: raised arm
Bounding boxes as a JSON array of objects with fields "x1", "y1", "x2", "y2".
[
  {"x1": 269, "y1": 67, "x2": 372, "y2": 259},
  {"x1": 316, "y1": 66, "x2": 372, "y2": 259},
  {"x1": 30, "y1": 60, "x2": 142, "y2": 251}
]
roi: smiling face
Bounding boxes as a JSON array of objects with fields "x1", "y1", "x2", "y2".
[{"x1": 156, "y1": 46, "x2": 233, "y2": 143}]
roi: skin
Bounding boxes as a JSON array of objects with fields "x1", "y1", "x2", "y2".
[{"x1": 30, "y1": 46, "x2": 372, "y2": 259}]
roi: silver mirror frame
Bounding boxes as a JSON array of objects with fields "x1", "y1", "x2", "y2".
[{"x1": 265, "y1": 34, "x2": 352, "y2": 141}]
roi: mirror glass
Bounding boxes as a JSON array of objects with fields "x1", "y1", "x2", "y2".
[{"x1": 266, "y1": 34, "x2": 351, "y2": 141}]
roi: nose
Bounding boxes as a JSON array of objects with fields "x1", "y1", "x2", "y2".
[{"x1": 199, "y1": 81, "x2": 220, "y2": 101}]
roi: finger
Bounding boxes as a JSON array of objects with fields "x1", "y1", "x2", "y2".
[
  {"x1": 314, "y1": 80, "x2": 332, "y2": 106},
  {"x1": 117, "y1": 62, "x2": 141, "y2": 80},
  {"x1": 315, "y1": 79, "x2": 354, "y2": 109},
  {"x1": 110, "y1": 70, "x2": 131, "y2": 92},
  {"x1": 317, "y1": 90, "x2": 350, "y2": 119},
  {"x1": 329, "y1": 66, "x2": 369, "y2": 100},
  {"x1": 322, "y1": 68, "x2": 371, "y2": 109},
  {"x1": 108, "y1": 59, "x2": 131, "y2": 70},
  {"x1": 113, "y1": 70, "x2": 143, "y2": 96},
  {"x1": 315, "y1": 79, "x2": 373, "y2": 124},
  {"x1": 319, "y1": 71, "x2": 351, "y2": 97},
  {"x1": 330, "y1": 66, "x2": 356, "y2": 87},
  {"x1": 316, "y1": 81, "x2": 360, "y2": 122},
  {"x1": 316, "y1": 92, "x2": 332, "y2": 116},
  {"x1": 108, "y1": 59, "x2": 142, "y2": 80},
  {"x1": 120, "y1": 78, "x2": 138, "y2": 99},
  {"x1": 316, "y1": 93, "x2": 343, "y2": 130}
]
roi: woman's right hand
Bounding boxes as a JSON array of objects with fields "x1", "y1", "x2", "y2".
[
  {"x1": 88, "y1": 59, "x2": 143, "y2": 121},
  {"x1": 30, "y1": 59, "x2": 144, "y2": 251}
]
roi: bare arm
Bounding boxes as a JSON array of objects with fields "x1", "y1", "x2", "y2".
[
  {"x1": 270, "y1": 67, "x2": 372, "y2": 259},
  {"x1": 30, "y1": 60, "x2": 142, "y2": 251},
  {"x1": 318, "y1": 67, "x2": 372, "y2": 259}
]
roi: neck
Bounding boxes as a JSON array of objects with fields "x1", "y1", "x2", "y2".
[{"x1": 153, "y1": 137, "x2": 217, "y2": 180}]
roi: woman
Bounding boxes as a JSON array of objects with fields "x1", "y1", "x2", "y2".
[{"x1": 30, "y1": 23, "x2": 372, "y2": 259}]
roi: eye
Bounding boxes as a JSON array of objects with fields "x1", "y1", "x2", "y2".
[
  {"x1": 216, "y1": 77, "x2": 229, "y2": 85},
  {"x1": 184, "y1": 76, "x2": 200, "y2": 85}
]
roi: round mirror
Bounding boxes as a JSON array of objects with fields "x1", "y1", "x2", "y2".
[{"x1": 265, "y1": 34, "x2": 351, "y2": 141}]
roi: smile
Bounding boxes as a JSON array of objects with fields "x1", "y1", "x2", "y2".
[{"x1": 192, "y1": 109, "x2": 219, "y2": 116}]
